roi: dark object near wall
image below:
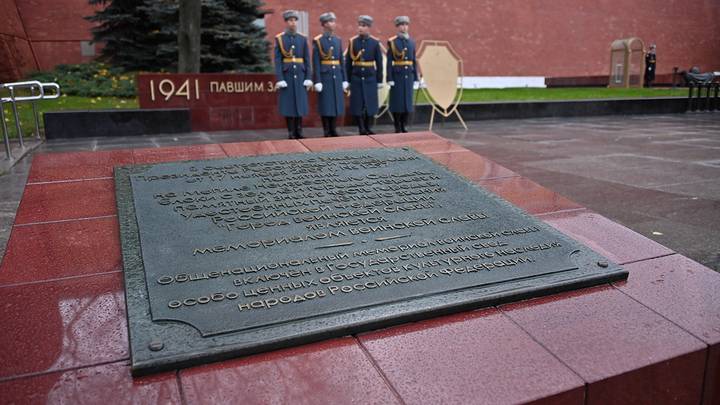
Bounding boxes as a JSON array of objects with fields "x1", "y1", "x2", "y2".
[
  {"x1": 682, "y1": 67, "x2": 716, "y2": 86},
  {"x1": 43, "y1": 109, "x2": 191, "y2": 139},
  {"x1": 687, "y1": 83, "x2": 720, "y2": 112}
]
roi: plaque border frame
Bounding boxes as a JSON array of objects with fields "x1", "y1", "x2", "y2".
[{"x1": 115, "y1": 148, "x2": 628, "y2": 376}]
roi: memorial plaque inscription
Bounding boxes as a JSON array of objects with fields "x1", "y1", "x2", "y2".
[{"x1": 115, "y1": 148, "x2": 627, "y2": 375}]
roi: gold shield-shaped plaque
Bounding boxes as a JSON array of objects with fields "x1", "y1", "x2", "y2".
[
  {"x1": 418, "y1": 42, "x2": 460, "y2": 110},
  {"x1": 377, "y1": 43, "x2": 390, "y2": 116},
  {"x1": 417, "y1": 41, "x2": 466, "y2": 130}
]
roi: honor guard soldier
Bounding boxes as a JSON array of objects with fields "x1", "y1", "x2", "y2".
[
  {"x1": 645, "y1": 44, "x2": 657, "y2": 88},
  {"x1": 387, "y1": 16, "x2": 419, "y2": 133},
  {"x1": 346, "y1": 15, "x2": 384, "y2": 135},
  {"x1": 312, "y1": 12, "x2": 348, "y2": 137},
  {"x1": 274, "y1": 10, "x2": 313, "y2": 139}
]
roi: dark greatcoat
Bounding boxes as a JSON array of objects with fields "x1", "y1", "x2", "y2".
[
  {"x1": 346, "y1": 35, "x2": 383, "y2": 116},
  {"x1": 312, "y1": 32, "x2": 346, "y2": 117},
  {"x1": 274, "y1": 31, "x2": 311, "y2": 117},
  {"x1": 387, "y1": 35, "x2": 418, "y2": 113},
  {"x1": 645, "y1": 52, "x2": 657, "y2": 83}
]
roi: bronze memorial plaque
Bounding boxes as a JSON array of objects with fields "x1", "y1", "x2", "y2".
[{"x1": 115, "y1": 148, "x2": 627, "y2": 375}]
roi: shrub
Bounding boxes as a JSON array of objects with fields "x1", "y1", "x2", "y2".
[{"x1": 27, "y1": 62, "x2": 136, "y2": 98}]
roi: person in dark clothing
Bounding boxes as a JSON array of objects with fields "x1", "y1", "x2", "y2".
[
  {"x1": 312, "y1": 12, "x2": 348, "y2": 137},
  {"x1": 274, "y1": 10, "x2": 313, "y2": 139},
  {"x1": 645, "y1": 44, "x2": 657, "y2": 88},
  {"x1": 387, "y1": 16, "x2": 419, "y2": 133},
  {"x1": 346, "y1": 15, "x2": 384, "y2": 135}
]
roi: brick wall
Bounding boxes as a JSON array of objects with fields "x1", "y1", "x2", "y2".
[
  {"x1": 16, "y1": 0, "x2": 102, "y2": 71},
  {"x1": 264, "y1": 0, "x2": 720, "y2": 77},
  {"x1": 0, "y1": 0, "x2": 37, "y2": 82},
  {"x1": 2, "y1": 0, "x2": 719, "y2": 82},
  {"x1": 0, "y1": 0, "x2": 100, "y2": 82}
]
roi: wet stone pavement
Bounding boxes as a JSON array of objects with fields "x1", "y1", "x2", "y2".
[
  {"x1": 433, "y1": 113, "x2": 720, "y2": 271},
  {"x1": 0, "y1": 113, "x2": 718, "y2": 271}
]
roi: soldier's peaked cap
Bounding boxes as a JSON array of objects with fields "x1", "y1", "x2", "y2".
[
  {"x1": 394, "y1": 16, "x2": 410, "y2": 25},
  {"x1": 358, "y1": 15, "x2": 373, "y2": 26},
  {"x1": 283, "y1": 10, "x2": 300, "y2": 21},
  {"x1": 319, "y1": 12, "x2": 336, "y2": 24}
]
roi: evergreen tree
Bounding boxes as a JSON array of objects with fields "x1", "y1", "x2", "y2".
[{"x1": 87, "y1": 0, "x2": 271, "y2": 72}]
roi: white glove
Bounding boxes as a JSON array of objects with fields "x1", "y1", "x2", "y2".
[
  {"x1": 303, "y1": 80, "x2": 313, "y2": 90},
  {"x1": 342, "y1": 81, "x2": 349, "y2": 91},
  {"x1": 314, "y1": 83, "x2": 323, "y2": 92},
  {"x1": 377, "y1": 83, "x2": 384, "y2": 89},
  {"x1": 413, "y1": 81, "x2": 420, "y2": 90},
  {"x1": 388, "y1": 81, "x2": 395, "y2": 87},
  {"x1": 276, "y1": 80, "x2": 288, "y2": 88},
  {"x1": 419, "y1": 78, "x2": 426, "y2": 88}
]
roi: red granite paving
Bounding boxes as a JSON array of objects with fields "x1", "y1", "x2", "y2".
[
  {"x1": 371, "y1": 131, "x2": 469, "y2": 154},
  {"x1": 539, "y1": 209, "x2": 675, "y2": 265},
  {"x1": 132, "y1": 144, "x2": 227, "y2": 164},
  {"x1": 501, "y1": 285, "x2": 707, "y2": 405},
  {"x1": 358, "y1": 308, "x2": 586, "y2": 405},
  {"x1": 220, "y1": 139, "x2": 309, "y2": 156},
  {"x1": 705, "y1": 345, "x2": 720, "y2": 405},
  {"x1": 180, "y1": 337, "x2": 400, "y2": 405},
  {"x1": 0, "y1": 216, "x2": 121, "y2": 286},
  {"x1": 27, "y1": 149, "x2": 134, "y2": 183},
  {"x1": 0, "y1": 273, "x2": 127, "y2": 379},
  {"x1": 616, "y1": 254, "x2": 720, "y2": 405},
  {"x1": 300, "y1": 135, "x2": 384, "y2": 151},
  {"x1": 1, "y1": 133, "x2": 717, "y2": 404},
  {"x1": 479, "y1": 176, "x2": 584, "y2": 215},
  {"x1": 428, "y1": 150, "x2": 518, "y2": 182},
  {"x1": 0, "y1": 362, "x2": 181, "y2": 405},
  {"x1": 14, "y1": 179, "x2": 117, "y2": 225},
  {"x1": 615, "y1": 255, "x2": 720, "y2": 346}
]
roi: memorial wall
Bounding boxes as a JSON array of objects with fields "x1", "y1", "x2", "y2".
[{"x1": 2, "y1": 0, "x2": 720, "y2": 82}]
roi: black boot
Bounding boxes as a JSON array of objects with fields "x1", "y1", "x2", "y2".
[
  {"x1": 356, "y1": 115, "x2": 368, "y2": 135},
  {"x1": 393, "y1": 113, "x2": 401, "y2": 133},
  {"x1": 294, "y1": 117, "x2": 304, "y2": 139},
  {"x1": 321, "y1": 116, "x2": 331, "y2": 137},
  {"x1": 364, "y1": 114, "x2": 375, "y2": 135},
  {"x1": 329, "y1": 117, "x2": 339, "y2": 137},
  {"x1": 286, "y1": 117, "x2": 295, "y2": 139},
  {"x1": 400, "y1": 113, "x2": 409, "y2": 133}
]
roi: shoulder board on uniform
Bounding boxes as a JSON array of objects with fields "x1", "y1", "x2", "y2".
[
  {"x1": 314, "y1": 34, "x2": 323, "y2": 40},
  {"x1": 350, "y1": 35, "x2": 358, "y2": 41},
  {"x1": 275, "y1": 32, "x2": 284, "y2": 38},
  {"x1": 370, "y1": 35, "x2": 380, "y2": 41},
  {"x1": 389, "y1": 35, "x2": 397, "y2": 41}
]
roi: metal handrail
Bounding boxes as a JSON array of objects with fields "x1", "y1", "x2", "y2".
[
  {"x1": 42, "y1": 83, "x2": 61, "y2": 100},
  {"x1": 2, "y1": 81, "x2": 45, "y2": 101},
  {"x1": 1, "y1": 81, "x2": 61, "y2": 160},
  {"x1": 1, "y1": 97, "x2": 10, "y2": 160}
]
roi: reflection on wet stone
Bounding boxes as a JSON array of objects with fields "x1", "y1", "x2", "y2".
[{"x1": 116, "y1": 148, "x2": 626, "y2": 375}]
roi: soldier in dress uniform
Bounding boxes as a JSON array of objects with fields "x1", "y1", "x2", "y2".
[
  {"x1": 645, "y1": 44, "x2": 657, "y2": 88},
  {"x1": 312, "y1": 12, "x2": 348, "y2": 137},
  {"x1": 346, "y1": 15, "x2": 384, "y2": 135},
  {"x1": 274, "y1": 10, "x2": 313, "y2": 139},
  {"x1": 387, "y1": 16, "x2": 419, "y2": 133}
]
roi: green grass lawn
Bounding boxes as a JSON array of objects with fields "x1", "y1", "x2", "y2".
[
  {"x1": 1, "y1": 95, "x2": 138, "y2": 138},
  {"x1": 415, "y1": 86, "x2": 687, "y2": 104}
]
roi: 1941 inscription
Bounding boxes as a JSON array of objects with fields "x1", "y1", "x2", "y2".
[{"x1": 116, "y1": 148, "x2": 626, "y2": 375}]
